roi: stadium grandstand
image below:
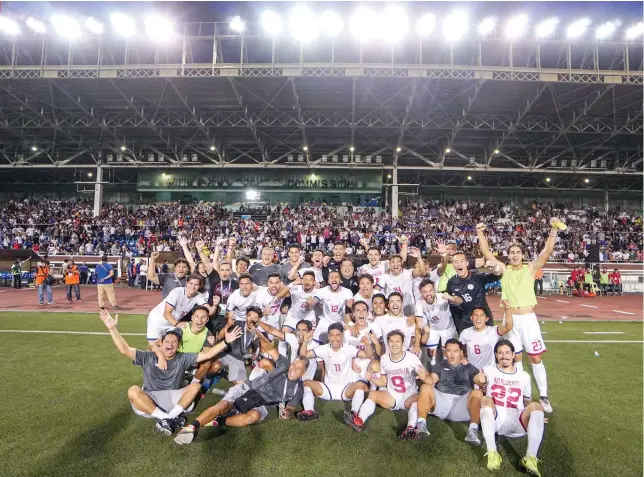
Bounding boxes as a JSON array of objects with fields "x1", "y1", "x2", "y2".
[{"x1": 0, "y1": 2, "x2": 642, "y2": 477}]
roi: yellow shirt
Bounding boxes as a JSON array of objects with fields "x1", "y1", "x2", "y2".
[
  {"x1": 438, "y1": 263, "x2": 456, "y2": 292},
  {"x1": 501, "y1": 264, "x2": 537, "y2": 308}
]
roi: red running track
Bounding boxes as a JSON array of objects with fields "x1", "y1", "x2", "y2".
[{"x1": 0, "y1": 285, "x2": 641, "y2": 321}]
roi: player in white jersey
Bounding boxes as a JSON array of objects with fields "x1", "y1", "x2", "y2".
[
  {"x1": 308, "y1": 270, "x2": 354, "y2": 343},
  {"x1": 357, "y1": 245, "x2": 389, "y2": 287},
  {"x1": 415, "y1": 279, "x2": 460, "y2": 365},
  {"x1": 349, "y1": 330, "x2": 429, "y2": 439},
  {"x1": 459, "y1": 302, "x2": 514, "y2": 370},
  {"x1": 146, "y1": 274, "x2": 212, "y2": 341},
  {"x1": 344, "y1": 301, "x2": 382, "y2": 383},
  {"x1": 378, "y1": 248, "x2": 427, "y2": 315},
  {"x1": 296, "y1": 323, "x2": 374, "y2": 421},
  {"x1": 253, "y1": 273, "x2": 285, "y2": 340},
  {"x1": 371, "y1": 293, "x2": 388, "y2": 320},
  {"x1": 226, "y1": 274, "x2": 258, "y2": 321},
  {"x1": 412, "y1": 265, "x2": 439, "y2": 304},
  {"x1": 479, "y1": 340, "x2": 545, "y2": 476},
  {"x1": 353, "y1": 274, "x2": 376, "y2": 312},
  {"x1": 374, "y1": 292, "x2": 422, "y2": 356}
]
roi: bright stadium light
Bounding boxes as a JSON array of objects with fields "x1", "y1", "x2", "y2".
[
  {"x1": 85, "y1": 17, "x2": 104, "y2": 34},
  {"x1": 230, "y1": 16, "x2": 245, "y2": 33},
  {"x1": 493, "y1": 148, "x2": 500, "y2": 154},
  {"x1": 120, "y1": 145, "x2": 127, "y2": 151},
  {"x1": 145, "y1": 15, "x2": 174, "y2": 42},
  {"x1": 261, "y1": 11, "x2": 282, "y2": 35},
  {"x1": 350, "y1": 7, "x2": 378, "y2": 41},
  {"x1": 111, "y1": 13, "x2": 136, "y2": 38},
  {"x1": 505, "y1": 14, "x2": 528, "y2": 39},
  {"x1": 26, "y1": 17, "x2": 46, "y2": 33},
  {"x1": 416, "y1": 13, "x2": 435, "y2": 37},
  {"x1": 445, "y1": 148, "x2": 451, "y2": 153},
  {"x1": 567, "y1": 18, "x2": 591, "y2": 39},
  {"x1": 0, "y1": 16, "x2": 20, "y2": 35},
  {"x1": 319, "y1": 11, "x2": 343, "y2": 38},
  {"x1": 584, "y1": 178, "x2": 590, "y2": 183},
  {"x1": 349, "y1": 146, "x2": 355, "y2": 152},
  {"x1": 467, "y1": 175, "x2": 472, "y2": 180},
  {"x1": 289, "y1": 6, "x2": 318, "y2": 42},
  {"x1": 442, "y1": 11, "x2": 468, "y2": 41},
  {"x1": 595, "y1": 21, "x2": 616, "y2": 40},
  {"x1": 381, "y1": 5, "x2": 409, "y2": 43},
  {"x1": 210, "y1": 145, "x2": 216, "y2": 151},
  {"x1": 545, "y1": 177, "x2": 551, "y2": 182},
  {"x1": 535, "y1": 17, "x2": 558, "y2": 38},
  {"x1": 396, "y1": 146, "x2": 401, "y2": 152},
  {"x1": 31, "y1": 145, "x2": 38, "y2": 152},
  {"x1": 51, "y1": 15, "x2": 81, "y2": 40},
  {"x1": 626, "y1": 22, "x2": 644, "y2": 39},
  {"x1": 478, "y1": 17, "x2": 496, "y2": 36}
]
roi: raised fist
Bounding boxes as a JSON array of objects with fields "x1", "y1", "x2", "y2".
[{"x1": 476, "y1": 223, "x2": 487, "y2": 233}]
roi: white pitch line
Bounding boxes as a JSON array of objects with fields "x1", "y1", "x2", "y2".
[
  {"x1": 580, "y1": 304, "x2": 598, "y2": 309},
  {"x1": 556, "y1": 299, "x2": 569, "y2": 303},
  {"x1": 546, "y1": 340, "x2": 642, "y2": 344},
  {"x1": 612, "y1": 310, "x2": 636, "y2": 316},
  {"x1": 583, "y1": 332, "x2": 624, "y2": 335}
]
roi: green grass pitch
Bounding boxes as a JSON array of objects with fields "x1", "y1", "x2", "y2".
[{"x1": 1, "y1": 312, "x2": 642, "y2": 477}]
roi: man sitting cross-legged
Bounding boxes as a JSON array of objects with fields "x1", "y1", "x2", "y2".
[{"x1": 98, "y1": 309, "x2": 242, "y2": 436}]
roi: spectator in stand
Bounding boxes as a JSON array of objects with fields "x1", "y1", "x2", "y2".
[
  {"x1": 127, "y1": 259, "x2": 137, "y2": 288},
  {"x1": 96, "y1": 255, "x2": 119, "y2": 311},
  {"x1": 65, "y1": 259, "x2": 81, "y2": 304},
  {"x1": 35, "y1": 259, "x2": 53, "y2": 305},
  {"x1": 610, "y1": 268, "x2": 622, "y2": 296}
]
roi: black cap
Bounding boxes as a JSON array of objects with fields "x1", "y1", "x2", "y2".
[{"x1": 161, "y1": 327, "x2": 183, "y2": 343}]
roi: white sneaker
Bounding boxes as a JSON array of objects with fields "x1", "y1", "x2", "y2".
[
  {"x1": 465, "y1": 427, "x2": 481, "y2": 446},
  {"x1": 416, "y1": 420, "x2": 430, "y2": 438},
  {"x1": 540, "y1": 396, "x2": 553, "y2": 413}
]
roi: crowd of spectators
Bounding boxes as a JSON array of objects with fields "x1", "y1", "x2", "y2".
[{"x1": 0, "y1": 197, "x2": 641, "y2": 263}]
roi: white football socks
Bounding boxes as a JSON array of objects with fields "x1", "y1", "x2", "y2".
[
  {"x1": 531, "y1": 361, "x2": 548, "y2": 396},
  {"x1": 480, "y1": 406, "x2": 497, "y2": 452},
  {"x1": 407, "y1": 402, "x2": 418, "y2": 428},
  {"x1": 527, "y1": 410, "x2": 545, "y2": 457},
  {"x1": 351, "y1": 389, "x2": 365, "y2": 414},
  {"x1": 515, "y1": 359, "x2": 524, "y2": 372},
  {"x1": 357, "y1": 399, "x2": 376, "y2": 423},
  {"x1": 302, "y1": 387, "x2": 315, "y2": 411},
  {"x1": 167, "y1": 404, "x2": 185, "y2": 419},
  {"x1": 151, "y1": 407, "x2": 169, "y2": 420}
]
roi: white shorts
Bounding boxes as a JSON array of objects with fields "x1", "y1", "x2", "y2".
[
  {"x1": 222, "y1": 383, "x2": 268, "y2": 421},
  {"x1": 512, "y1": 313, "x2": 546, "y2": 356},
  {"x1": 389, "y1": 390, "x2": 417, "y2": 411},
  {"x1": 426, "y1": 325, "x2": 457, "y2": 348},
  {"x1": 282, "y1": 312, "x2": 316, "y2": 331},
  {"x1": 319, "y1": 381, "x2": 352, "y2": 401},
  {"x1": 219, "y1": 354, "x2": 248, "y2": 382},
  {"x1": 132, "y1": 388, "x2": 195, "y2": 417},
  {"x1": 431, "y1": 389, "x2": 471, "y2": 422},
  {"x1": 146, "y1": 312, "x2": 171, "y2": 341},
  {"x1": 494, "y1": 407, "x2": 527, "y2": 438}
]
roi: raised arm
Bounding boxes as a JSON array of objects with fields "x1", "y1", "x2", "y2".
[
  {"x1": 529, "y1": 218, "x2": 560, "y2": 274},
  {"x1": 147, "y1": 251, "x2": 160, "y2": 284},
  {"x1": 162, "y1": 302, "x2": 180, "y2": 327},
  {"x1": 195, "y1": 240, "x2": 214, "y2": 275},
  {"x1": 99, "y1": 310, "x2": 136, "y2": 360},
  {"x1": 299, "y1": 331, "x2": 317, "y2": 359},
  {"x1": 415, "y1": 365, "x2": 438, "y2": 385},
  {"x1": 410, "y1": 247, "x2": 427, "y2": 278},
  {"x1": 442, "y1": 291, "x2": 464, "y2": 306},
  {"x1": 435, "y1": 239, "x2": 449, "y2": 277},
  {"x1": 196, "y1": 326, "x2": 242, "y2": 363},
  {"x1": 398, "y1": 235, "x2": 409, "y2": 263},
  {"x1": 178, "y1": 236, "x2": 196, "y2": 271},
  {"x1": 475, "y1": 223, "x2": 497, "y2": 262},
  {"x1": 497, "y1": 299, "x2": 514, "y2": 336}
]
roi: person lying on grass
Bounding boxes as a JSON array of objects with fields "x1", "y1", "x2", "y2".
[{"x1": 99, "y1": 309, "x2": 242, "y2": 437}]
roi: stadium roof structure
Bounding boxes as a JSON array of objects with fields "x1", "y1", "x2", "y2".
[{"x1": 0, "y1": 17, "x2": 642, "y2": 192}]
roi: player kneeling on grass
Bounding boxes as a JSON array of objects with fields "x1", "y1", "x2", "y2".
[
  {"x1": 350, "y1": 330, "x2": 429, "y2": 440},
  {"x1": 415, "y1": 338, "x2": 487, "y2": 445},
  {"x1": 296, "y1": 322, "x2": 375, "y2": 423},
  {"x1": 480, "y1": 340, "x2": 545, "y2": 476},
  {"x1": 173, "y1": 327, "x2": 310, "y2": 445},
  {"x1": 99, "y1": 309, "x2": 242, "y2": 436}
]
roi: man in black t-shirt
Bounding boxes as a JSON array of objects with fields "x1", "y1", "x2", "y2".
[
  {"x1": 446, "y1": 252, "x2": 500, "y2": 333},
  {"x1": 207, "y1": 261, "x2": 239, "y2": 308}
]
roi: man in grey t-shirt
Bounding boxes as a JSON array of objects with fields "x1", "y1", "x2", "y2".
[
  {"x1": 174, "y1": 325, "x2": 309, "y2": 445},
  {"x1": 148, "y1": 251, "x2": 191, "y2": 298},
  {"x1": 280, "y1": 244, "x2": 310, "y2": 284},
  {"x1": 249, "y1": 247, "x2": 281, "y2": 286},
  {"x1": 99, "y1": 309, "x2": 242, "y2": 436},
  {"x1": 415, "y1": 338, "x2": 487, "y2": 444}
]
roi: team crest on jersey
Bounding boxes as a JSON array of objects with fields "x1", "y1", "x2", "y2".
[{"x1": 467, "y1": 284, "x2": 474, "y2": 290}]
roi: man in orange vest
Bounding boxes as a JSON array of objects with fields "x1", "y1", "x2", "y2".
[
  {"x1": 35, "y1": 259, "x2": 54, "y2": 305},
  {"x1": 65, "y1": 259, "x2": 81, "y2": 304},
  {"x1": 533, "y1": 268, "x2": 544, "y2": 296}
]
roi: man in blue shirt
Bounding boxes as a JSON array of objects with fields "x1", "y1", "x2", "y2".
[{"x1": 96, "y1": 255, "x2": 119, "y2": 310}]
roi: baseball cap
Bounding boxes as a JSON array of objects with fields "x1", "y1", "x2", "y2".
[{"x1": 161, "y1": 327, "x2": 183, "y2": 343}]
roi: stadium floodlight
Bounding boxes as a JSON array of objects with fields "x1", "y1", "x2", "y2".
[
  {"x1": 442, "y1": 11, "x2": 468, "y2": 41},
  {"x1": 380, "y1": 5, "x2": 409, "y2": 43},
  {"x1": 111, "y1": 13, "x2": 136, "y2": 38},
  {"x1": 595, "y1": 21, "x2": 616, "y2": 40},
  {"x1": 230, "y1": 16, "x2": 245, "y2": 33},
  {"x1": 545, "y1": 177, "x2": 551, "y2": 182},
  {"x1": 626, "y1": 22, "x2": 644, "y2": 39},
  {"x1": 396, "y1": 146, "x2": 402, "y2": 152},
  {"x1": 349, "y1": 146, "x2": 355, "y2": 152},
  {"x1": 85, "y1": 17, "x2": 104, "y2": 34},
  {"x1": 289, "y1": 6, "x2": 318, "y2": 42},
  {"x1": 445, "y1": 147, "x2": 451, "y2": 153},
  {"x1": 26, "y1": 17, "x2": 46, "y2": 33},
  {"x1": 584, "y1": 178, "x2": 590, "y2": 183},
  {"x1": 303, "y1": 145, "x2": 308, "y2": 151},
  {"x1": 467, "y1": 175, "x2": 472, "y2": 180},
  {"x1": 566, "y1": 18, "x2": 591, "y2": 39},
  {"x1": 51, "y1": 15, "x2": 81, "y2": 40},
  {"x1": 505, "y1": 14, "x2": 528, "y2": 39},
  {"x1": 416, "y1": 13, "x2": 435, "y2": 37},
  {"x1": 88, "y1": 172, "x2": 93, "y2": 178},
  {"x1": 0, "y1": 16, "x2": 20, "y2": 35},
  {"x1": 493, "y1": 148, "x2": 500, "y2": 154},
  {"x1": 210, "y1": 145, "x2": 216, "y2": 151},
  {"x1": 120, "y1": 145, "x2": 127, "y2": 151},
  {"x1": 261, "y1": 11, "x2": 282, "y2": 35},
  {"x1": 319, "y1": 11, "x2": 343, "y2": 38},
  {"x1": 478, "y1": 17, "x2": 496, "y2": 36},
  {"x1": 535, "y1": 17, "x2": 558, "y2": 38},
  {"x1": 31, "y1": 145, "x2": 38, "y2": 152},
  {"x1": 387, "y1": 174, "x2": 392, "y2": 179},
  {"x1": 144, "y1": 15, "x2": 174, "y2": 42},
  {"x1": 350, "y1": 7, "x2": 378, "y2": 41}
]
